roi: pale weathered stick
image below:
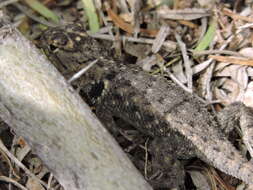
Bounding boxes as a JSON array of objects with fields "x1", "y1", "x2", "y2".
[{"x1": 0, "y1": 25, "x2": 152, "y2": 190}]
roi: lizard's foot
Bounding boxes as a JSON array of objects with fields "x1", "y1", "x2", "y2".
[{"x1": 148, "y1": 136, "x2": 195, "y2": 189}]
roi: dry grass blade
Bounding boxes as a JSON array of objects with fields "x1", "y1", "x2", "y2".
[
  {"x1": 152, "y1": 24, "x2": 170, "y2": 53},
  {"x1": 0, "y1": 0, "x2": 18, "y2": 8},
  {"x1": 192, "y1": 50, "x2": 243, "y2": 57},
  {"x1": 209, "y1": 55, "x2": 253, "y2": 66},
  {"x1": 117, "y1": 0, "x2": 130, "y2": 13},
  {"x1": 209, "y1": 167, "x2": 236, "y2": 190},
  {"x1": 0, "y1": 176, "x2": 28, "y2": 190},
  {"x1": 178, "y1": 20, "x2": 198, "y2": 28},
  {"x1": 104, "y1": 2, "x2": 158, "y2": 37},
  {"x1": 223, "y1": 8, "x2": 253, "y2": 22},
  {"x1": 158, "y1": 8, "x2": 211, "y2": 20},
  {"x1": 0, "y1": 141, "x2": 20, "y2": 179},
  {"x1": 89, "y1": 33, "x2": 177, "y2": 50},
  {"x1": 0, "y1": 140, "x2": 51, "y2": 190},
  {"x1": 165, "y1": 70, "x2": 193, "y2": 94},
  {"x1": 175, "y1": 33, "x2": 193, "y2": 91}
]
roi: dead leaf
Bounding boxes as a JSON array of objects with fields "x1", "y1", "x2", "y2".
[
  {"x1": 104, "y1": 2, "x2": 158, "y2": 37},
  {"x1": 242, "y1": 81, "x2": 253, "y2": 108},
  {"x1": 214, "y1": 78, "x2": 243, "y2": 105},
  {"x1": 239, "y1": 47, "x2": 253, "y2": 58},
  {"x1": 26, "y1": 178, "x2": 45, "y2": 190},
  {"x1": 188, "y1": 170, "x2": 212, "y2": 190}
]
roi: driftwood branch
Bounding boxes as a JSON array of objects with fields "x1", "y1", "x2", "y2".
[{"x1": 0, "y1": 24, "x2": 152, "y2": 190}]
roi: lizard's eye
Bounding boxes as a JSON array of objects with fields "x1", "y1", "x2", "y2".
[
  {"x1": 49, "y1": 44, "x2": 58, "y2": 52},
  {"x1": 49, "y1": 36, "x2": 70, "y2": 52},
  {"x1": 53, "y1": 37, "x2": 68, "y2": 46}
]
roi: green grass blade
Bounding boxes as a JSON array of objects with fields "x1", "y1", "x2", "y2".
[
  {"x1": 82, "y1": 0, "x2": 100, "y2": 33},
  {"x1": 24, "y1": 0, "x2": 59, "y2": 23},
  {"x1": 194, "y1": 19, "x2": 217, "y2": 51}
]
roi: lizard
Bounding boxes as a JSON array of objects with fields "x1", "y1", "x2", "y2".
[{"x1": 40, "y1": 23, "x2": 253, "y2": 189}]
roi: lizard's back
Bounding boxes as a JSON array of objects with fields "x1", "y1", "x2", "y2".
[{"x1": 40, "y1": 23, "x2": 253, "y2": 186}]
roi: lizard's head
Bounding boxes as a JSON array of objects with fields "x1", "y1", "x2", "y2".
[
  {"x1": 39, "y1": 23, "x2": 93, "y2": 75},
  {"x1": 39, "y1": 23, "x2": 116, "y2": 106},
  {"x1": 40, "y1": 23, "x2": 114, "y2": 73},
  {"x1": 40, "y1": 23, "x2": 88, "y2": 52}
]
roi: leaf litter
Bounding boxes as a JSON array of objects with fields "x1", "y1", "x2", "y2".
[{"x1": 2, "y1": 0, "x2": 253, "y2": 189}]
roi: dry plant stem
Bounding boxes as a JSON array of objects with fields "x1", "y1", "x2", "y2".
[
  {"x1": 151, "y1": 24, "x2": 170, "y2": 53},
  {"x1": 204, "y1": 59, "x2": 215, "y2": 102},
  {"x1": 1, "y1": 141, "x2": 48, "y2": 187},
  {"x1": 48, "y1": 173, "x2": 54, "y2": 189},
  {"x1": 165, "y1": 70, "x2": 206, "y2": 103},
  {"x1": 193, "y1": 49, "x2": 243, "y2": 57},
  {"x1": 0, "y1": 176, "x2": 28, "y2": 190},
  {"x1": 193, "y1": 20, "x2": 253, "y2": 75},
  {"x1": 198, "y1": 17, "x2": 207, "y2": 43},
  {"x1": 90, "y1": 33, "x2": 177, "y2": 51},
  {"x1": 0, "y1": 25, "x2": 152, "y2": 190},
  {"x1": 93, "y1": 0, "x2": 114, "y2": 37},
  {"x1": 165, "y1": 70, "x2": 192, "y2": 93},
  {"x1": 175, "y1": 33, "x2": 193, "y2": 91},
  {"x1": 68, "y1": 59, "x2": 98, "y2": 83},
  {"x1": 0, "y1": 140, "x2": 50, "y2": 189},
  {"x1": 0, "y1": 0, "x2": 18, "y2": 8},
  {"x1": 0, "y1": 142, "x2": 20, "y2": 179},
  {"x1": 117, "y1": 0, "x2": 130, "y2": 13}
]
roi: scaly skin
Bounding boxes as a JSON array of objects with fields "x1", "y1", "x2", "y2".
[{"x1": 40, "y1": 24, "x2": 253, "y2": 187}]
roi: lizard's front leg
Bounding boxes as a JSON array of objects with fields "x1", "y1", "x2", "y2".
[
  {"x1": 95, "y1": 85, "x2": 188, "y2": 189},
  {"x1": 149, "y1": 136, "x2": 193, "y2": 189}
]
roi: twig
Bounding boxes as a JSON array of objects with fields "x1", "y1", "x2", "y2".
[
  {"x1": 0, "y1": 176, "x2": 28, "y2": 190},
  {"x1": 205, "y1": 61, "x2": 215, "y2": 102},
  {"x1": 165, "y1": 70, "x2": 192, "y2": 93},
  {"x1": 0, "y1": 0, "x2": 18, "y2": 8},
  {"x1": 152, "y1": 24, "x2": 170, "y2": 53},
  {"x1": 166, "y1": 70, "x2": 206, "y2": 103},
  {"x1": 89, "y1": 33, "x2": 176, "y2": 51},
  {"x1": 118, "y1": 0, "x2": 130, "y2": 13},
  {"x1": 68, "y1": 59, "x2": 98, "y2": 83},
  {"x1": 0, "y1": 140, "x2": 20, "y2": 179},
  {"x1": 0, "y1": 140, "x2": 53, "y2": 190},
  {"x1": 175, "y1": 33, "x2": 193, "y2": 91},
  {"x1": 193, "y1": 16, "x2": 253, "y2": 79},
  {"x1": 47, "y1": 173, "x2": 53, "y2": 189},
  {"x1": 144, "y1": 138, "x2": 150, "y2": 180}
]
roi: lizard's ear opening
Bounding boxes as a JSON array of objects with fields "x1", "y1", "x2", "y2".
[{"x1": 122, "y1": 53, "x2": 138, "y2": 65}]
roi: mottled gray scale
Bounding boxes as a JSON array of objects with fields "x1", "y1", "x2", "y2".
[
  {"x1": 40, "y1": 24, "x2": 253, "y2": 186},
  {"x1": 100, "y1": 85, "x2": 165, "y2": 136},
  {"x1": 111, "y1": 65, "x2": 253, "y2": 183}
]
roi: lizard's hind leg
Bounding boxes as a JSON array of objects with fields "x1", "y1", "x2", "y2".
[{"x1": 217, "y1": 102, "x2": 253, "y2": 158}]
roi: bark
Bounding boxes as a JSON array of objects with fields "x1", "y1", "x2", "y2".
[{"x1": 0, "y1": 24, "x2": 152, "y2": 190}]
